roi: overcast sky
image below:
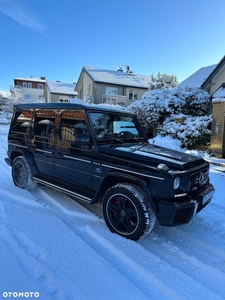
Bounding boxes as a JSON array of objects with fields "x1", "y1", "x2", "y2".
[{"x1": 0, "y1": 0, "x2": 224, "y2": 91}]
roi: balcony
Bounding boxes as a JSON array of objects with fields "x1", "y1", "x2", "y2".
[
  {"x1": 102, "y1": 94, "x2": 128, "y2": 106},
  {"x1": 10, "y1": 85, "x2": 22, "y2": 94}
]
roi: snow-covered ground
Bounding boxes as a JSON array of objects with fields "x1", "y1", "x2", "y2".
[{"x1": 0, "y1": 124, "x2": 225, "y2": 300}]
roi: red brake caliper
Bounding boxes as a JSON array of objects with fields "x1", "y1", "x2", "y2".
[{"x1": 114, "y1": 198, "x2": 119, "y2": 216}]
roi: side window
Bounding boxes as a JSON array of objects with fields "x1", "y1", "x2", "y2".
[
  {"x1": 11, "y1": 109, "x2": 34, "y2": 146},
  {"x1": 57, "y1": 110, "x2": 90, "y2": 151},
  {"x1": 33, "y1": 110, "x2": 56, "y2": 150},
  {"x1": 12, "y1": 110, "x2": 33, "y2": 134}
]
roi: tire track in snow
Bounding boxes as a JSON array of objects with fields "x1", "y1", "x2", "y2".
[
  {"x1": 0, "y1": 199, "x2": 86, "y2": 300},
  {"x1": 0, "y1": 187, "x2": 41, "y2": 208},
  {"x1": 58, "y1": 191, "x2": 225, "y2": 298},
  {"x1": 62, "y1": 219, "x2": 185, "y2": 300},
  {"x1": 152, "y1": 226, "x2": 225, "y2": 270},
  {"x1": 30, "y1": 187, "x2": 103, "y2": 223},
  {"x1": 0, "y1": 201, "x2": 57, "y2": 297},
  {"x1": 139, "y1": 235, "x2": 225, "y2": 298}
]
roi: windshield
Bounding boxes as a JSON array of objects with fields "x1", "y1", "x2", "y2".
[{"x1": 89, "y1": 112, "x2": 146, "y2": 141}]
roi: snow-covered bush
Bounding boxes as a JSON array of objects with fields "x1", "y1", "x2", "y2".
[
  {"x1": 158, "y1": 115, "x2": 212, "y2": 147},
  {"x1": 174, "y1": 86, "x2": 210, "y2": 116},
  {"x1": 128, "y1": 98, "x2": 166, "y2": 135},
  {"x1": 128, "y1": 85, "x2": 212, "y2": 146}
]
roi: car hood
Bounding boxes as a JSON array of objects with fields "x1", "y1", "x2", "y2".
[{"x1": 98, "y1": 143, "x2": 206, "y2": 170}]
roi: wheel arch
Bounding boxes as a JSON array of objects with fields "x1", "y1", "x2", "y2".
[
  {"x1": 11, "y1": 150, "x2": 38, "y2": 177},
  {"x1": 95, "y1": 172, "x2": 157, "y2": 212}
]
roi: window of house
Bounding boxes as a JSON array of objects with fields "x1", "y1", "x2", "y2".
[
  {"x1": 105, "y1": 87, "x2": 118, "y2": 95},
  {"x1": 28, "y1": 82, "x2": 32, "y2": 88},
  {"x1": 25, "y1": 94, "x2": 30, "y2": 100},
  {"x1": 38, "y1": 84, "x2": 43, "y2": 89},
  {"x1": 22, "y1": 82, "x2": 27, "y2": 88},
  {"x1": 129, "y1": 90, "x2": 138, "y2": 101}
]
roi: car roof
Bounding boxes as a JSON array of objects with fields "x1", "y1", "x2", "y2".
[{"x1": 14, "y1": 102, "x2": 134, "y2": 115}]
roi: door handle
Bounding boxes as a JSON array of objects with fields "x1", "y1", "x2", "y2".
[{"x1": 56, "y1": 152, "x2": 64, "y2": 158}]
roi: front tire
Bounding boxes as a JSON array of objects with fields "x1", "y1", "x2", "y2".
[
  {"x1": 102, "y1": 183, "x2": 156, "y2": 241},
  {"x1": 12, "y1": 156, "x2": 37, "y2": 190}
]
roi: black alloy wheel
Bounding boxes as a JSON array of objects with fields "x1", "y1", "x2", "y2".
[
  {"x1": 12, "y1": 156, "x2": 36, "y2": 190},
  {"x1": 103, "y1": 183, "x2": 155, "y2": 240}
]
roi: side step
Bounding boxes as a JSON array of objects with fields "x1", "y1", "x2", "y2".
[{"x1": 33, "y1": 176, "x2": 93, "y2": 203}]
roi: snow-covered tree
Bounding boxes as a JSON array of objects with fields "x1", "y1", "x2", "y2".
[
  {"x1": 0, "y1": 90, "x2": 22, "y2": 114},
  {"x1": 148, "y1": 72, "x2": 179, "y2": 90}
]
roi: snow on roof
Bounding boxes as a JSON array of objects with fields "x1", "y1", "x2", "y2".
[
  {"x1": 14, "y1": 77, "x2": 46, "y2": 83},
  {"x1": 178, "y1": 64, "x2": 217, "y2": 88},
  {"x1": 84, "y1": 66, "x2": 151, "y2": 88},
  {"x1": 46, "y1": 80, "x2": 77, "y2": 95}
]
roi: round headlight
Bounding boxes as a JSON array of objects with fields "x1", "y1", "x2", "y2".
[{"x1": 174, "y1": 177, "x2": 180, "y2": 190}]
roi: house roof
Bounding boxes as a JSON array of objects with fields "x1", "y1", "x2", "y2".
[
  {"x1": 83, "y1": 66, "x2": 151, "y2": 88},
  {"x1": 178, "y1": 64, "x2": 217, "y2": 88},
  {"x1": 201, "y1": 55, "x2": 225, "y2": 90},
  {"x1": 46, "y1": 81, "x2": 77, "y2": 95}
]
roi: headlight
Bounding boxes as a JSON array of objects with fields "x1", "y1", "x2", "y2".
[{"x1": 174, "y1": 177, "x2": 180, "y2": 190}]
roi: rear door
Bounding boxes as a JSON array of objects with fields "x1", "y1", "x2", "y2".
[{"x1": 32, "y1": 109, "x2": 56, "y2": 177}]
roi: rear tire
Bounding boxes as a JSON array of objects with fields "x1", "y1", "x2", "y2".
[
  {"x1": 102, "y1": 183, "x2": 155, "y2": 241},
  {"x1": 12, "y1": 156, "x2": 37, "y2": 190}
]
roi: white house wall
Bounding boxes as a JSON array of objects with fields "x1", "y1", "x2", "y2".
[
  {"x1": 83, "y1": 74, "x2": 93, "y2": 102},
  {"x1": 22, "y1": 88, "x2": 44, "y2": 102}
]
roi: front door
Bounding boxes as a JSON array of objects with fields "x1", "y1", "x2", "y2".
[{"x1": 53, "y1": 110, "x2": 93, "y2": 193}]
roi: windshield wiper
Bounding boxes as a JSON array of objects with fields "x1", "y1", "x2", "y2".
[{"x1": 102, "y1": 135, "x2": 123, "y2": 144}]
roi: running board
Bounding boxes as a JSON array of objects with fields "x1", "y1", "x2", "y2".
[{"x1": 32, "y1": 177, "x2": 92, "y2": 203}]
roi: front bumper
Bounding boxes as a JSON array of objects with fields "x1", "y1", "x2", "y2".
[{"x1": 156, "y1": 184, "x2": 215, "y2": 226}]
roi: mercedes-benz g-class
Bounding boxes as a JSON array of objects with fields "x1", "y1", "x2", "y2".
[{"x1": 5, "y1": 103, "x2": 215, "y2": 240}]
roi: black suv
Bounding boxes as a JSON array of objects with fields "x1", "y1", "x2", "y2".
[{"x1": 5, "y1": 103, "x2": 215, "y2": 240}]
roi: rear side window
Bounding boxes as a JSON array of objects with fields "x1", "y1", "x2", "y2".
[
  {"x1": 33, "y1": 110, "x2": 56, "y2": 151},
  {"x1": 12, "y1": 110, "x2": 33, "y2": 133}
]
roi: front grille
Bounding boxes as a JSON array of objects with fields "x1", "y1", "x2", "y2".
[{"x1": 189, "y1": 168, "x2": 209, "y2": 192}]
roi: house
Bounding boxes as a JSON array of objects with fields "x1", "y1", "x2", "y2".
[
  {"x1": 75, "y1": 66, "x2": 151, "y2": 106},
  {"x1": 10, "y1": 77, "x2": 46, "y2": 102},
  {"x1": 44, "y1": 80, "x2": 77, "y2": 103},
  {"x1": 180, "y1": 55, "x2": 225, "y2": 157}
]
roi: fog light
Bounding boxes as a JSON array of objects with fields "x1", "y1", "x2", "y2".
[{"x1": 174, "y1": 177, "x2": 180, "y2": 190}]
